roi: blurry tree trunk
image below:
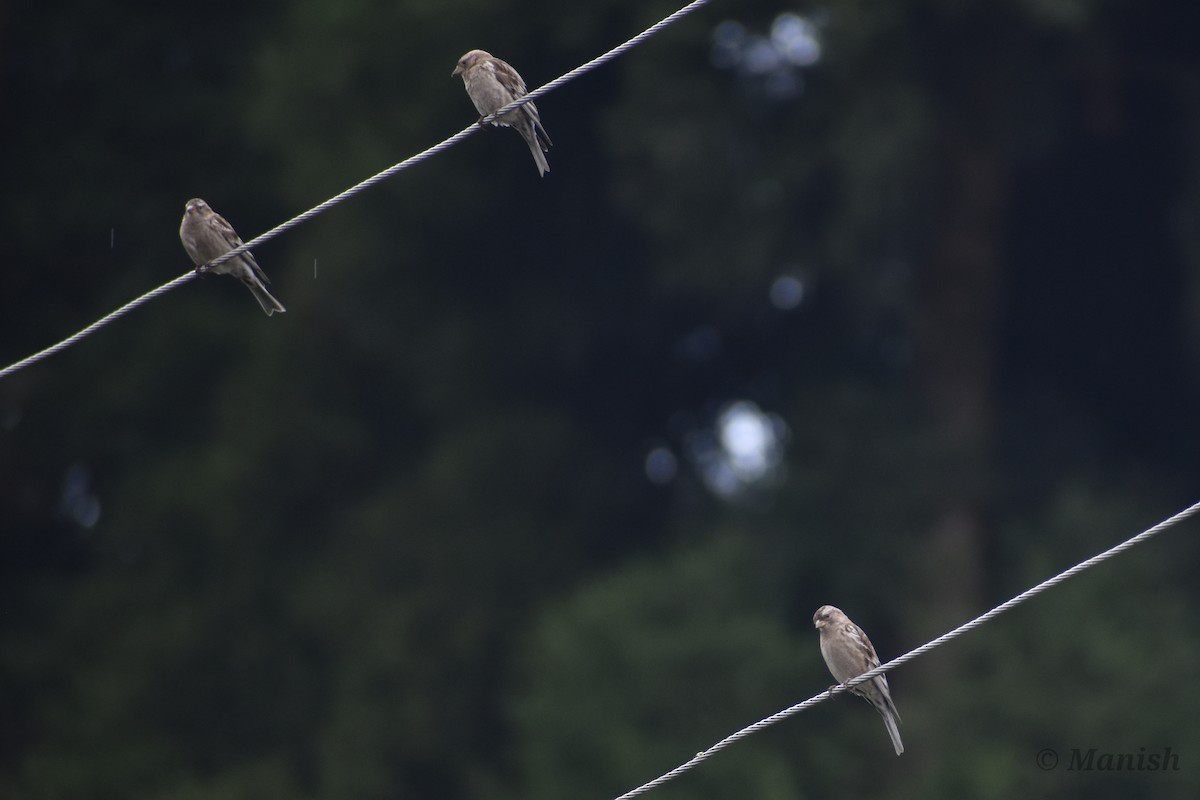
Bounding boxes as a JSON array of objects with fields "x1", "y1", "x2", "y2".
[{"x1": 914, "y1": 92, "x2": 1007, "y2": 634}]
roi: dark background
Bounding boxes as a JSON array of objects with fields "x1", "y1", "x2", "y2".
[{"x1": 3, "y1": 0, "x2": 1200, "y2": 797}]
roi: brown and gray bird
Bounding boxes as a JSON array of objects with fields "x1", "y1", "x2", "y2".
[
  {"x1": 813, "y1": 605, "x2": 904, "y2": 755},
  {"x1": 452, "y1": 49, "x2": 552, "y2": 176},
  {"x1": 179, "y1": 198, "x2": 285, "y2": 316}
]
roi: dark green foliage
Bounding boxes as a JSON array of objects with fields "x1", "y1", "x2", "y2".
[{"x1": 3, "y1": 1, "x2": 1200, "y2": 798}]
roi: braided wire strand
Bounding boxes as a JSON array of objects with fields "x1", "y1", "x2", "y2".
[
  {"x1": 612, "y1": 497, "x2": 1200, "y2": 800},
  {"x1": 0, "y1": 0, "x2": 718, "y2": 382}
]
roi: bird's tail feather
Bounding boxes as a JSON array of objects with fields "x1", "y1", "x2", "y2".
[
  {"x1": 528, "y1": 139, "x2": 550, "y2": 176},
  {"x1": 534, "y1": 120, "x2": 553, "y2": 150},
  {"x1": 243, "y1": 276, "x2": 286, "y2": 316},
  {"x1": 874, "y1": 702, "x2": 904, "y2": 755}
]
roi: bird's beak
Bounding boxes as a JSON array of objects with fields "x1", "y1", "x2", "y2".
[{"x1": 452, "y1": 65, "x2": 463, "y2": 77}]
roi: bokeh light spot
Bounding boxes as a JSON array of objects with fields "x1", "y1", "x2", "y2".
[
  {"x1": 770, "y1": 274, "x2": 807, "y2": 310},
  {"x1": 771, "y1": 12, "x2": 822, "y2": 67},
  {"x1": 644, "y1": 446, "x2": 679, "y2": 485},
  {"x1": 688, "y1": 400, "x2": 790, "y2": 499}
]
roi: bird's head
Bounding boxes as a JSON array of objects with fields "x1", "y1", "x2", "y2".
[
  {"x1": 452, "y1": 49, "x2": 490, "y2": 77},
  {"x1": 813, "y1": 605, "x2": 843, "y2": 630},
  {"x1": 184, "y1": 198, "x2": 210, "y2": 217}
]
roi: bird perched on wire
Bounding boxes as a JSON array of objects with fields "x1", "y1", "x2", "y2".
[
  {"x1": 453, "y1": 49, "x2": 552, "y2": 176},
  {"x1": 813, "y1": 605, "x2": 904, "y2": 755},
  {"x1": 179, "y1": 198, "x2": 285, "y2": 316}
]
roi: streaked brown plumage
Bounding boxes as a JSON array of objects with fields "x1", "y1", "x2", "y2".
[
  {"x1": 179, "y1": 198, "x2": 285, "y2": 316},
  {"x1": 813, "y1": 605, "x2": 904, "y2": 755},
  {"x1": 453, "y1": 49, "x2": 552, "y2": 176}
]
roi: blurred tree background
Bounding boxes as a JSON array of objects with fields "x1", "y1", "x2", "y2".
[{"x1": 3, "y1": 0, "x2": 1200, "y2": 797}]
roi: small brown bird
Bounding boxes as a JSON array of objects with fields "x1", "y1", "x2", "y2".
[
  {"x1": 813, "y1": 605, "x2": 904, "y2": 755},
  {"x1": 452, "y1": 49, "x2": 552, "y2": 176},
  {"x1": 179, "y1": 198, "x2": 285, "y2": 316}
]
